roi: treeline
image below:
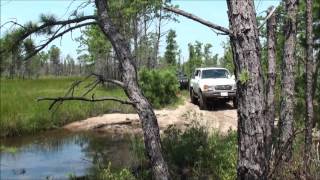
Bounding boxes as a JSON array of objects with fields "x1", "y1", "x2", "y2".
[
  {"x1": 0, "y1": 42, "x2": 94, "y2": 78},
  {"x1": 0, "y1": 10, "x2": 227, "y2": 80}
]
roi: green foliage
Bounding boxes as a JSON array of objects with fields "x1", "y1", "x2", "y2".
[
  {"x1": 24, "y1": 21, "x2": 39, "y2": 33},
  {"x1": 76, "y1": 25, "x2": 112, "y2": 63},
  {"x1": 48, "y1": 45, "x2": 61, "y2": 76},
  {"x1": 219, "y1": 42, "x2": 234, "y2": 73},
  {"x1": 98, "y1": 162, "x2": 135, "y2": 180},
  {"x1": 183, "y1": 41, "x2": 219, "y2": 77},
  {"x1": 0, "y1": 145, "x2": 18, "y2": 154},
  {"x1": 161, "y1": 122, "x2": 237, "y2": 179},
  {"x1": 130, "y1": 136, "x2": 147, "y2": 164},
  {"x1": 39, "y1": 13, "x2": 57, "y2": 24},
  {"x1": 274, "y1": 133, "x2": 320, "y2": 179},
  {"x1": 38, "y1": 14, "x2": 57, "y2": 35},
  {"x1": 23, "y1": 39, "x2": 36, "y2": 53},
  {"x1": 139, "y1": 68, "x2": 179, "y2": 108},
  {"x1": 239, "y1": 70, "x2": 249, "y2": 85},
  {"x1": 0, "y1": 30, "x2": 44, "y2": 78},
  {"x1": 129, "y1": 136, "x2": 152, "y2": 179},
  {"x1": 108, "y1": 0, "x2": 162, "y2": 20},
  {"x1": 206, "y1": 131, "x2": 237, "y2": 180},
  {"x1": 126, "y1": 122, "x2": 237, "y2": 179},
  {"x1": 164, "y1": 29, "x2": 178, "y2": 66},
  {"x1": 48, "y1": 45, "x2": 60, "y2": 63},
  {"x1": 162, "y1": 122, "x2": 208, "y2": 171},
  {"x1": 183, "y1": 42, "x2": 203, "y2": 76},
  {"x1": 203, "y1": 43, "x2": 218, "y2": 67},
  {"x1": 0, "y1": 77, "x2": 133, "y2": 137}
]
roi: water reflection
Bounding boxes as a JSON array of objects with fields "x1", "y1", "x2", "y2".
[{"x1": 0, "y1": 130, "x2": 135, "y2": 179}]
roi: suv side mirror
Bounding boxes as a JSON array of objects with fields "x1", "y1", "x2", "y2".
[{"x1": 231, "y1": 75, "x2": 235, "y2": 80}]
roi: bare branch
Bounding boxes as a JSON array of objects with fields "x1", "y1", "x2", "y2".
[
  {"x1": 61, "y1": 0, "x2": 77, "y2": 19},
  {"x1": 163, "y1": 6, "x2": 231, "y2": 35},
  {"x1": 0, "y1": 15, "x2": 97, "y2": 54},
  {"x1": 1, "y1": 20, "x2": 26, "y2": 29},
  {"x1": 37, "y1": 72, "x2": 127, "y2": 111},
  {"x1": 65, "y1": 80, "x2": 82, "y2": 97},
  {"x1": 64, "y1": 73, "x2": 97, "y2": 97},
  {"x1": 258, "y1": 6, "x2": 276, "y2": 29},
  {"x1": 82, "y1": 80, "x2": 100, "y2": 97},
  {"x1": 91, "y1": 73, "x2": 125, "y2": 88},
  {"x1": 38, "y1": 96, "x2": 135, "y2": 110},
  {"x1": 23, "y1": 21, "x2": 97, "y2": 61},
  {"x1": 210, "y1": 28, "x2": 228, "y2": 36}
]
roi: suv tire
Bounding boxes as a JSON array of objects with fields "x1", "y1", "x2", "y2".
[
  {"x1": 232, "y1": 98, "x2": 237, "y2": 109},
  {"x1": 190, "y1": 89, "x2": 197, "y2": 104},
  {"x1": 199, "y1": 92, "x2": 208, "y2": 110}
]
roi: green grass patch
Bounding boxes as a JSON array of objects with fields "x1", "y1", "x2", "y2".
[
  {"x1": 162, "y1": 122, "x2": 237, "y2": 179},
  {"x1": 0, "y1": 77, "x2": 134, "y2": 137},
  {"x1": 158, "y1": 90, "x2": 188, "y2": 110},
  {"x1": 0, "y1": 145, "x2": 18, "y2": 154},
  {"x1": 128, "y1": 122, "x2": 237, "y2": 179}
]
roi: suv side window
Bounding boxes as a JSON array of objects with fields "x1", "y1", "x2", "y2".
[{"x1": 195, "y1": 70, "x2": 200, "y2": 77}]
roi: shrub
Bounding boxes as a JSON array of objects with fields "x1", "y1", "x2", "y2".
[
  {"x1": 161, "y1": 122, "x2": 237, "y2": 179},
  {"x1": 206, "y1": 130, "x2": 237, "y2": 180},
  {"x1": 98, "y1": 162, "x2": 135, "y2": 180},
  {"x1": 126, "y1": 122, "x2": 237, "y2": 179},
  {"x1": 139, "y1": 68, "x2": 179, "y2": 108}
]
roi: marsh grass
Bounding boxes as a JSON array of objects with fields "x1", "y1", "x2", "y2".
[
  {"x1": 0, "y1": 145, "x2": 18, "y2": 154},
  {"x1": 0, "y1": 77, "x2": 134, "y2": 137}
]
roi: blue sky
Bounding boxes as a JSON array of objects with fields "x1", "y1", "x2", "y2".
[{"x1": 1, "y1": 0, "x2": 280, "y2": 61}]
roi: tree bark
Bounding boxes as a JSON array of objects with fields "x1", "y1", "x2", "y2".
[
  {"x1": 304, "y1": 0, "x2": 314, "y2": 177},
  {"x1": 226, "y1": 0, "x2": 267, "y2": 179},
  {"x1": 313, "y1": 54, "x2": 320, "y2": 98},
  {"x1": 133, "y1": 14, "x2": 139, "y2": 69},
  {"x1": 94, "y1": 0, "x2": 170, "y2": 179},
  {"x1": 152, "y1": 8, "x2": 162, "y2": 69},
  {"x1": 276, "y1": 0, "x2": 298, "y2": 163},
  {"x1": 265, "y1": 6, "x2": 277, "y2": 169}
]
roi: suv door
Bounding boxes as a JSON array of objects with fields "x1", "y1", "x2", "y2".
[{"x1": 193, "y1": 70, "x2": 201, "y2": 95}]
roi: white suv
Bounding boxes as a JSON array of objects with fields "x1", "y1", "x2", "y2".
[{"x1": 189, "y1": 67, "x2": 237, "y2": 110}]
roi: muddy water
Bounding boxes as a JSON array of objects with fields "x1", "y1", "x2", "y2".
[{"x1": 0, "y1": 130, "x2": 137, "y2": 179}]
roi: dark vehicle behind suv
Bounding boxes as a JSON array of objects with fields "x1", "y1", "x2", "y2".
[{"x1": 178, "y1": 74, "x2": 189, "y2": 89}]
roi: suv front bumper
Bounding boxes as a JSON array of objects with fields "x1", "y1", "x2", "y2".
[{"x1": 202, "y1": 90, "x2": 236, "y2": 99}]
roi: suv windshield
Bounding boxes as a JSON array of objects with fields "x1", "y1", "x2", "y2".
[{"x1": 202, "y1": 69, "x2": 229, "y2": 79}]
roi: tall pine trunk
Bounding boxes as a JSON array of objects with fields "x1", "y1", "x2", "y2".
[
  {"x1": 265, "y1": 6, "x2": 277, "y2": 173},
  {"x1": 94, "y1": 0, "x2": 170, "y2": 179},
  {"x1": 226, "y1": 0, "x2": 267, "y2": 179},
  {"x1": 304, "y1": 0, "x2": 314, "y2": 177},
  {"x1": 266, "y1": 5, "x2": 276, "y2": 163},
  {"x1": 276, "y1": 0, "x2": 298, "y2": 163}
]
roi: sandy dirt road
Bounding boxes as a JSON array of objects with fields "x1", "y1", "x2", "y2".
[{"x1": 64, "y1": 99, "x2": 238, "y2": 134}]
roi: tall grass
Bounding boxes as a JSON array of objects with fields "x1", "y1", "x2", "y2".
[
  {"x1": 0, "y1": 77, "x2": 134, "y2": 137},
  {"x1": 127, "y1": 122, "x2": 237, "y2": 180},
  {"x1": 162, "y1": 122, "x2": 237, "y2": 179}
]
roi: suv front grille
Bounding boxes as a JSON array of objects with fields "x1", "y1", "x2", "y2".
[{"x1": 215, "y1": 85, "x2": 232, "y2": 90}]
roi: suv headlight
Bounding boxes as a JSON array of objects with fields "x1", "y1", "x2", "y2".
[
  {"x1": 203, "y1": 85, "x2": 214, "y2": 91},
  {"x1": 232, "y1": 84, "x2": 237, "y2": 90}
]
